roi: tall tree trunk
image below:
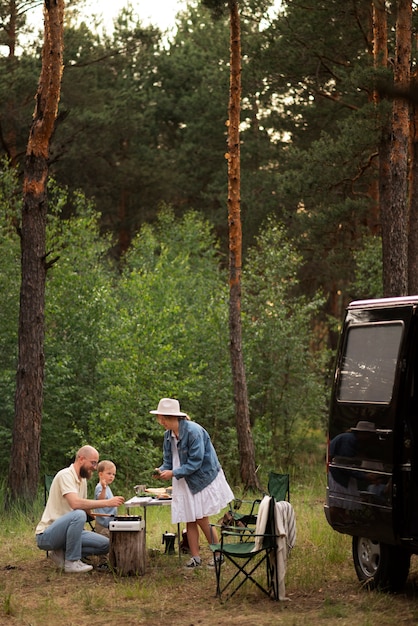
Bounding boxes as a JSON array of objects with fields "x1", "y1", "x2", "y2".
[
  {"x1": 408, "y1": 92, "x2": 418, "y2": 293},
  {"x1": 5, "y1": 0, "x2": 64, "y2": 509},
  {"x1": 368, "y1": 0, "x2": 387, "y2": 241},
  {"x1": 382, "y1": 0, "x2": 411, "y2": 296},
  {"x1": 372, "y1": 0, "x2": 392, "y2": 297},
  {"x1": 227, "y1": 0, "x2": 259, "y2": 490}
]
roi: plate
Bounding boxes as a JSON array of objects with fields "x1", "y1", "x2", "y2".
[{"x1": 125, "y1": 496, "x2": 153, "y2": 505}]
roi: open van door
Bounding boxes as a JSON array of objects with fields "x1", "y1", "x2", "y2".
[{"x1": 325, "y1": 297, "x2": 418, "y2": 591}]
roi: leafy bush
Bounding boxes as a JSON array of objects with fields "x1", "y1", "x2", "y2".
[
  {"x1": 243, "y1": 218, "x2": 329, "y2": 469},
  {"x1": 0, "y1": 168, "x2": 328, "y2": 488}
]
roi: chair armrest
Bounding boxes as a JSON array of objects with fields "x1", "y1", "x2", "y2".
[{"x1": 231, "y1": 498, "x2": 262, "y2": 514}]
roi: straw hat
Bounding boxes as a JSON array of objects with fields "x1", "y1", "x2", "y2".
[{"x1": 150, "y1": 398, "x2": 187, "y2": 417}]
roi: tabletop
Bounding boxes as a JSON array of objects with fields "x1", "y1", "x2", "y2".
[{"x1": 124, "y1": 496, "x2": 172, "y2": 508}]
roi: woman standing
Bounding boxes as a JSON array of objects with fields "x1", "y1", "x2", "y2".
[{"x1": 151, "y1": 397, "x2": 234, "y2": 567}]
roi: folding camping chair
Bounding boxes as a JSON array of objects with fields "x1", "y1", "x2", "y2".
[
  {"x1": 44, "y1": 474, "x2": 55, "y2": 506},
  {"x1": 210, "y1": 495, "x2": 280, "y2": 601}
]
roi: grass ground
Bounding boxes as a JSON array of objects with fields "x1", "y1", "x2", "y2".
[{"x1": 2, "y1": 470, "x2": 418, "y2": 625}]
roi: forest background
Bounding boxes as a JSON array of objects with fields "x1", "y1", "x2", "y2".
[{"x1": 0, "y1": 0, "x2": 406, "y2": 492}]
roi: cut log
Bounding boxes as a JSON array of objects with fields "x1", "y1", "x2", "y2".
[{"x1": 109, "y1": 529, "x2": 146, "y2": 576}]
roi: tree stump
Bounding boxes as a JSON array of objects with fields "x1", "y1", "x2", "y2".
[{"x1": 109, "y1": 528, "x2": 146, "y2": 576}]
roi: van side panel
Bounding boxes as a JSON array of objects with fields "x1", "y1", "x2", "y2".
[{"x1": 325, "y1": 303, "x2": 417, "y2": 545}]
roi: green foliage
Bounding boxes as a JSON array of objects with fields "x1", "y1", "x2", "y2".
[
  {"x1": 200, "y1": 0, "x2": 229, "y2": 19},
  {"x1": 42, "y1": 183, "x2": 117, "y2": 473},
  {"x1": 0, "y1": 164, "x2": 328, "y2": 489},
  {"x1": 352, "y1": 235, "x2": 383, "y2": 300},
  {"x1": 0, "y1": 0, "x2": 387, "y2": 314},
  {"x1": 252, "y1": 0, "x2": 387, "y2": 309},
  {"x1": 0, "y1": 164, "x2": 20, "y2": 471},
  {"x1": 48, "y1": 12, "x2": 163, "y2": 253},
  {"x1": 243, "y1": 218, "x2": 329, "y2": 468},
  {"x1": 86, "y1": 206, "x2": 234, "y2": 485}
]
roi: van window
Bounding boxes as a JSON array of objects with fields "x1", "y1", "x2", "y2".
[{"x1": 337, "y1": 322, "x2": 404, "y2": 403}]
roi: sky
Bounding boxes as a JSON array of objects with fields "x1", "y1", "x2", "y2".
[
  {"x1": 83, "y1": 0, "x2": 188, "y2": 32},
  {"x1": 28, "y1": 2, "x2": 283, "y2": 38},
  {"x1": 28, "y1": 0, "x2": 188, "y2": 35}
]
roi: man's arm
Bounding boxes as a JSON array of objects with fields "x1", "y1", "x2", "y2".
[{"x1": 64, "y1": 492, "x2": 124, "y2": 511}]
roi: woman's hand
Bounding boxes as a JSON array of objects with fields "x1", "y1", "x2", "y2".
[{"x1": 159, "y1": 469, "x2": 173, "y2": 481}]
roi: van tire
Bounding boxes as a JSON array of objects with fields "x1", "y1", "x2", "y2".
[{"x1": 352, "y1": 536, "x2": 410, "y2": 592}]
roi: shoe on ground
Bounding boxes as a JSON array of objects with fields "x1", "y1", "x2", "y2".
[
  {"x1": 208, "y1": 554, "x2": 225, "y2": 567},
  {"x1": 64, "y1": 559, "x2": 93, "y2": 573},
  {"x1": 49, "y1": 549, "x2": 64, "y2": 568},
  {"x1": 185, "y1": 556, "x2": 202, "y2": 568}
]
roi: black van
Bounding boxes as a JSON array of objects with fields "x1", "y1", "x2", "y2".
[{"x1": 325, "y1": 296, "x2": 418, "y2": 591}]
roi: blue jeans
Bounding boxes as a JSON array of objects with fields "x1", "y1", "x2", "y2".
[{"x1": 36, "y1": 510, "x2": 109, "y2": 561}]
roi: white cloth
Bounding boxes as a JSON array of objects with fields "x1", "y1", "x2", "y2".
[
  {"x1": 276, "y1": 500, "x2": 296, "y2": 551},
  {"x1": 170, "y1": 431, "x2": 234, "y2": 524},
  {"x1": 252, "y1": 495, "x2": 296, "y2": 601},
  {"x1": 275, "y1": 500, "x2": 296, "y2": 600},
  {"x1": 253, "y1": 495, "x2": 271, "y2": 550}
]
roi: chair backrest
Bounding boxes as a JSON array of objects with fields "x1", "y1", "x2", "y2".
[
  {"x1": 44, "y1": 473, "x2": 55, "y2": 505},
  {"x1": 268, "y1": 471, "x2": 290, "y2": 501}
]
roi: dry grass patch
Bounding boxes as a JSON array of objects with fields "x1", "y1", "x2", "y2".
[{"x1": 2, "y1": 474, "x2": 418, "y2": 625}]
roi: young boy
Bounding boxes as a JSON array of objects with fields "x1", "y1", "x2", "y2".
[{"x1": 94, "y1": 460, "x2": 118, "y2": 537}]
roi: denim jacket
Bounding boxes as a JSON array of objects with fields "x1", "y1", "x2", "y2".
[{"x1": 159, "y1": 419, "x2": 220, "y2": 494}]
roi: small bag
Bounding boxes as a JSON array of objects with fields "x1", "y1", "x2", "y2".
[
  {"x1": 218, "y1": 510, "x2": 246, "y2": 530},
  {"x1": 180, "y1": 529, "x2": 190, "y2": 553}
]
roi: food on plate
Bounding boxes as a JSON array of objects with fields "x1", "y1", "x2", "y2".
[{"x1": 145, "y1": 487, "x2": 168, "y2": 496}]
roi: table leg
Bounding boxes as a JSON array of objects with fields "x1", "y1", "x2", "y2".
[{"x1": 143, "y1": 506, "x2": 147, "y2": 545}]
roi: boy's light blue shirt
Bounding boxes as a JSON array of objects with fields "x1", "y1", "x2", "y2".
[{"x1": 94, "y1": 484, "x2": 117, "y2": 527}]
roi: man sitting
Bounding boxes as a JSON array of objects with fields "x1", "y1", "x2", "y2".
[{"x1": 35, "y1": 445, "x2": 125, "y2": 573}]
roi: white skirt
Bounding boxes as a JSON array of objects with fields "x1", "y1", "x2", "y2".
[{"x1": 170, "y1": 434, "x2": 234, "y2": 524}]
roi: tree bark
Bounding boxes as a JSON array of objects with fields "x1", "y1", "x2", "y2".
[
  {"x1": 408, "y1": 92, "x2": 418, "y2": 293},
  {"x1": 382, "y1": 0, "x2": 411, "y2": 296},
  {"x1": 372, "y1": 1, "x2": 392, "y2": 295},
  {"x1": 227, "y1": 0, "x2": 259, "y2": 490},
  {"x1": 5, "y1": 0, "x2": 64, "y2": 508}
]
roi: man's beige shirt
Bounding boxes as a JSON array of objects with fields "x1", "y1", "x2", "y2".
[{"x1": 35, "y1": 464, "x2": 87, "y2": 534}]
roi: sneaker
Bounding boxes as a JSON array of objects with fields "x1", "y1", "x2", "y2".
[
  {"x1": 185, "y1": 556, "x2": 202, "y2": 568},
  {"x1": 208, "y1": 554, "x2": 224, "y2": 567},
  {"x1": 49, "y1": 549, "x2": 64, "y2": 568},
  {"x1": 64, "y1": 559, "x2": 93, "y2": 573}
]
